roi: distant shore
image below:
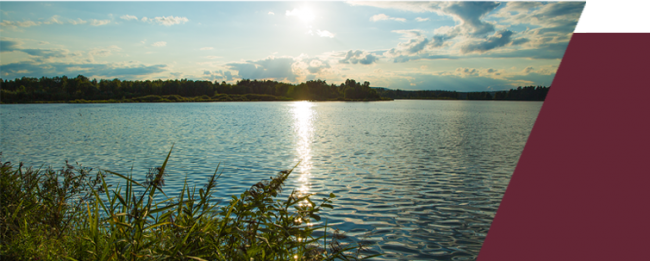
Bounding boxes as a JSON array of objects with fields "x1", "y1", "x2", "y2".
[
  {"x1": 1, "y1": 76, "x2": 548, "y2": 104},
  {"x1": 0, "y1": 93, "x2": 394, "y2": 104}
]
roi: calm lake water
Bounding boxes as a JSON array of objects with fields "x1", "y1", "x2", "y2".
[{"x1": 0, "y1": 100, "x2": 542, "y2": 260}]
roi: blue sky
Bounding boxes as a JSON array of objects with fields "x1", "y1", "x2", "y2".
[{"x1": 0, "y1": 1, "x2": 584, "y2": 91}]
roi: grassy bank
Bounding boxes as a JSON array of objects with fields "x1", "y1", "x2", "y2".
[{"x1": 0, "y1": 149, "x2": 376, "y2": 260}]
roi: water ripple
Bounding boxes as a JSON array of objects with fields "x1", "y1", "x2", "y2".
[{"x1": 0, "y1": 100, "x2": 541, "y2": 260}]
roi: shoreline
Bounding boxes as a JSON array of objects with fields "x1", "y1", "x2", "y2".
[{"x1": 0, "y1": 95, "x2": 395, "y2": 104}]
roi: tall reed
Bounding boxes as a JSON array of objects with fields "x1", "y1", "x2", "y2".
[{"x1": 0, "y1": 149, "x2": 379, "y2": 260}]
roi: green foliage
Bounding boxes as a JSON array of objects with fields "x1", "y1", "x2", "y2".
[
  {"x1": 0, "y1": 157, "x2": 103, "y2": 259},
  {"x1": 0, "y1": 150, "x2": 377, "y2": 260},
  {"x1": 1, "y1": 76, "x2": 386, "y2": 103},
  {"x1": 491, "y1": 86, "x2": 550, "y2": 101},
  {"x1": 374, "y1": 89, "x2": 461, "y2": 100}
]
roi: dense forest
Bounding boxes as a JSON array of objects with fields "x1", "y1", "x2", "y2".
[
  {"x1": 374, "y1": 89, "x2": 460, "y2": 100},
  {"x1": 465, "y1": 86, "x2": 550, "y2": 101},
  {"x1": 377, "y1": 86, "x2": 550, "y2": 101},
  {"x1": 0, "y1": 76, "x2": 383, "y2": 103},
  {"x1": 0, "y1": 75, "x2": 549, "y2": 103}
]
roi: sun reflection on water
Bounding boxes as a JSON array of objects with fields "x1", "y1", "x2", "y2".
[{"x1": 290, "y1": 101, "x2": 315, "y2": 214}]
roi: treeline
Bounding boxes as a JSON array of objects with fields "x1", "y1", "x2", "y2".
[
  {"x1": 465, "y1": 86, "x2": 550, "y2": 101},
  {"x1": 374, "y1": 89, "x2": 460, "y2": 100},
  {"x1": 376, "y1": 86, "x2": 549, "y2": 101},
  {"x1": 0, "y1": 75, "x2": 548, "y2": 103},
  {"x1": 0, "y1": 76, "x2": 383, "y2": 103}
]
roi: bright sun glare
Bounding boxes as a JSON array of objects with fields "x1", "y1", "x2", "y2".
[
  {"x1": 299, "y1": 9, "x2": 315, "y2": 22},
  {"x1": 287, "y1": 8, "x2": 315, "y2": 23}
]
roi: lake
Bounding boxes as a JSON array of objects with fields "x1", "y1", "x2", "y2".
[{"x1": 0, "y1": 100, "x2": 542, "y2": 260}]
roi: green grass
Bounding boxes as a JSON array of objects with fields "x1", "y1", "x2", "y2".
[{"x1": 0, "y1": 149, "x2": 378, "y2": 260}]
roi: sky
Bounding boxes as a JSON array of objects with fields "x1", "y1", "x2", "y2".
[{"x1": 0, "y1": 1, "x2": 585, "y2": 92}]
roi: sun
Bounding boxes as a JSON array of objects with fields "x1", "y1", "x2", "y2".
[
  {"x1": 298, "y1": 9, "x2": 315, "y2": 23},
  {"x1": 287, "y1": 8, "x2": 315, "y2": 23}
]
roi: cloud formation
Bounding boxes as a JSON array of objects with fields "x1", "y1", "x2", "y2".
[
  {"x1": 88, "y1": 45, "x2": 121, "y2": 62},
  {"x1": 202, "y1": 69, "x2": 234, "y2": 81},
  {"x1": 227, "y1": 57, "x2": 297, "y2": 81},
  {"x1": 351, "y1": 1, "x2": 500, "y2": 35},
  {"x1": 0, "y1": 40, "x2": 21, "y2": 51},
  {"x1": 1, "y1": 38, "x2": 169, "y2": 80},
  {"x1": 0, "y1": 16, "x2": 114, "y2": 29},
  {"x1": 0, "y1": 39, "x2": 76, "y2": 62},
  {"x1": 348, "y1": 1, "x2": 583, "y2": 65},
  {"x1": 496, "y1": 1, "x2": 584, "y2": 28},
  {"x1": 152, "y1": 16, "x2": 189, "y2": 26},
  {"x1": 222, "y1": 55, "x2": 336, "y2": 83},
  {"x1": 375, "y1": 72, "x2": 519, "y2": 92},
  {"x1": 292, "y1": 55, "x2": 331, "y2": 75},
  {"x1": 370, "y1": 14, "x2": 406, "y2": 22},
  {"x1": 339, "y1": 50, "x2": 378, "y2": 65},
  {"x1": 461, "y1": 30, "x2": 513, "y2": 54},
  {"x1": 0, "y1": 20, "x2": 43, "y2": 30},
  {"x1": 455, "y1": 67, "x2": 478, "y2": 77},
  {"x1": 442, "y1": 1, "x2": 499, "y2": 36},
  {"x1": 120, "y1": 15, "x2": 138, "y2": 21},
  {"x1": 0, "y1": 2, "x2": 584, "y2": 91},
  {"x1": 1, "y1": 61, "x2": 166, "y2": 80},
  {"x1": 69, "y1": 18, "x2": 87, "y2": 25},
  {"x1": 90, "y1": 19, "x2": 111, "y2": 26},
  {"x1": 384, "y1": 30, "x2": 434, "y2": 61},
  {"x1": 141, "y1": 16, "x2": 189, "y2": 26},
  {"x1": 347, "y1": 1, "x2": 437, "y2": 13}
]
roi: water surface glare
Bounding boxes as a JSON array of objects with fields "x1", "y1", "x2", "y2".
[{"x1": 0, "y1": 100, "x2": 542, "y2": 260}]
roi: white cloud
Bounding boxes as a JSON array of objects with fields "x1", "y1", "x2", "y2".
[
  {"x1": 152, "y1": 41, "x2": 167, "y2": 47},
  {"x1": 317, "y1": 30, "x2": 335, "y2": 38},
  {"x1": 356, "y1": 2, "x2": 500, "y2": 36},
  {"x1": 370, "y1": 14, "x2": 406, "y2": 22},
  {"x1": 90, "y1": 19, "x2": 111, "y2": 26},
  {"x1": 2, "y1": 16, "x2": 112, "y2": 29},
  {"x1": 494, "y1": 2, "x2": 579, "y2": 27},
  {"x1": 455, "y1": 67, "x2": 479, "y2": 77},
  {"x1": 1, "y1": 59, "x2": 168, "y2": 80},
  {"x1": 200, "y1": 47, "x2": 214, "y2": 50},
  {"x1": 292, "y1": 55, "x2": 332, "y2": 80},
  {"x1": 44, "y1": 15, "x2": 64, "y2": 25},
  {"x1": 339, "y1": 50, "x2": 379, "y2": 65},
  {"x1": 120, "y1": 15, "x2": 138, "y2": 21},
  {"x1": 88, "y1": 45, "x2": 122, "y2": 62},
  {"x1": 349, "y1": 2, "x2": 440, "y2": 13},
  {"x1": 228, "y1": 56, "x2": 298, "y2": 81},
  {"x1": 268, "y1": 11, "x2": 275, "y2": 15},
  {"x1": 460, "y1": 30, "x2": 514, "y2": 54},
  {"x1": 69, "y1": 18, "x2": 87, "y2": 25},
  {"x1": 0, "y1": 20, "x2": 42, "y2": 29},
  {"x1": 501, "y1": 0, "x2": 542, "y2": 12},
  {"x1": 152, "y1": 16, "x2": 189, "y2": 26},
  {"x1": 351, "y1": 1, "x2": 582, "y2": 64}
]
